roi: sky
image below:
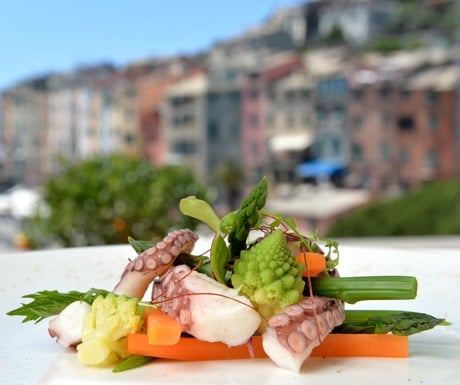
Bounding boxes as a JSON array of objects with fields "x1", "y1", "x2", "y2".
[{"x1": 0, "y1": 0, "x2": 306, "y2": 90}]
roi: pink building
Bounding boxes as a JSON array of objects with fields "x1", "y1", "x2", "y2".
[
  {"x1": 240, "y1": 54, "x2": 304, "y2": 185},
  {"x1": 347, "y1": 58, "x2": 459, "y2": 196}
]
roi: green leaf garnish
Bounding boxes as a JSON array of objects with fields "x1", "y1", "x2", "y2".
[
  {"x1": 210, "y1": 234, "x2": 231, "y2": 283},
  {"x1": 179, "y1": 196, "x2": 221, "y2": 233},
  {"x1": 128, "y1": 237, "x2": 156, "y2": 254},
  {"x1": 175, "y1": 253, "x2": 213, "y2": 277},
  {"x1": 6, "y1": 288, "x2": 109, "y2": 323}
]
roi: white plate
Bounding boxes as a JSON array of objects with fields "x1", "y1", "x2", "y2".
[{"x1": 1, "y1": 242, "x2": 459, "y2": 385}]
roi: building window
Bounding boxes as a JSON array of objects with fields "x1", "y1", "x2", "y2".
[
  {"x1": 398, "y1": 116, "x2": 415, "y2": 131},
  {"x1": 332, "y1": 107, "x2": 345, "y2": 123},
  {"x1": 317, "y1": 81, "x2": 328, "y2": 96},
  {"x1": 332, "y1": 137, "x2": 341, "y2": 156},
  {"x1": 226, "y1": 69, "x2": 237, "y2": 82},
  {"x1": 285, "y1": 90, "x2": 295, "y2": 102},
  {"x1": 229, "y1": 120, "x2": 239, "y2": 135},
  {"x1": 249, "y1": 114, "x2": 259, "y2": 127},
  {"x1": 171, "y1": 96, "x2": 188, "y2": 108},
  {"x1": 426, "y1": 89, "x2": 438, "y2": 104},
  {"x1": 301, "y1": 89, "x2": 310, "y2": 101},
  {"x1": 318, "y1": 78, "x2": 346, "y2": 97},
  {"x1": 208, "y1": 121, "x2": 219, "y2": 141},
  {"x1": 228, "y1": 91, "x2": 240, "y2": 103},
  {"x1": 379, "y1": 142, "x2": 390, "y2": 161},
  {"x1": 314, "y1": 139, "x2": 324, "y2": 157},
  {"x1": 173, "y1": 115, "x2": 194, "y2": 127},
  {"x1": 425, "y1": 149, "x2": 438, "y2": 167},
  {"x1": 267, "y1": 86, "x2": 275, "y2": 101},
  {"x1": 286, "y1": 112, "x2": 295, "y2": 127},
  {"x1": 352, "y1": 89, "x2": 363, "y2": 100},
  {"x1": 379, "y1": 86, "x2": 390, "y2": 100},
  {"x1": 400, "y1": 89, "x2": 411, "y2": 100},
  {"x1": 331, "y1": 78, "x2": 347, "y2": 96},
  {"x1": 352, "y1": 115, "x2": 363, "y2": 129},
  {"x1": 183, "y1": 115, "x2": 194, "y2": 126},
  {"x1": 428, "y1": 115, "x2": 438, "y2": 132},
  {"x1": 266, "y1": 112, "x2": 274, "y2": 127},
  {"x1": 124, "y1": 133, "x2": 134, "y2": 144},
  {"x1": 381, "y1": 112, "x2": 390, "y2": 129},
  {"x1": 173, "y1": 116, "x2": 182, "y2": 127},
  {"x1": 399, "y1": 148, "x2": 409, "y2": 164},
  {"x1": 249, "y1": 89, "x2": 259, "y2": 100},
  {"x1": 173, "y1": 140, "x2": 197, "y2": 155},
  {"x1": 301, "y1": 110, "x2": 309, "y2": 125},
  {"x1": 317, "y1": 108, "x2": 327, "y2": 125},
  {"x1": 207, "y1": 92, "x2": 219, "y2": 104},
  {"x1": 352, "y1": 143, "x2": 364, "y2": 162}
]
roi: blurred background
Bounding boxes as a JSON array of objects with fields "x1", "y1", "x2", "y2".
[{"x1": 0, "y1": 0, "x2": 459, "y2": 252}]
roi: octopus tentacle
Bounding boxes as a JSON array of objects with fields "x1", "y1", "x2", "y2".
[
  {"x1": 262, "y1": 296, "x2": 345, "y2": 372},
  {"x1": 152, "y1": 265, "x2": 262, "y2": 346},
  {"x1": 113, "y1": 229, "x2": 199, "y2": 299}
]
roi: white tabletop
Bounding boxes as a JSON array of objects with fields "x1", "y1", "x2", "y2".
[{"x1": 1, "y1": 241, "x2": 459, "y2": 385}]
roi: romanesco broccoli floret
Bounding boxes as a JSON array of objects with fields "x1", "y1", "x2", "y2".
[
  {"x1": 231, "y1": 230, "x2": 305, "y2": 329},
  {"x1": 77, "y1": 292, "x2": 143, "y2": 367}
]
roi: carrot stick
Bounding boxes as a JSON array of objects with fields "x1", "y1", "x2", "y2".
[
  {"x1": 127, "y1": 333, "x2": 266, "y2": 360},
  {"x1": 145, "y1": 310, "x2": 182, "y2": 346},
  {"x1": 126, "y1": 333, "x2": 408, "y2": 361},
  {"x1": 312, "y1": 334, "x2": 408, "y2": 358},
  {"x1": 296, "y1": 252, "x2": 327, "y2": 277}
]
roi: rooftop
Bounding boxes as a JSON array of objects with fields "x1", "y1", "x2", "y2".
[{"x1": 266, "y1": 185, "x2": 370, "y2": 220}]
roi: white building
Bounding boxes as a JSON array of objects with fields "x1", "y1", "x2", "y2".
[{"x1": 316, "y1": 0, "x2": 396, "y2": 45}]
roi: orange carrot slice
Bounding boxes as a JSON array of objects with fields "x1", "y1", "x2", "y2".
[
  {"x1": 312, "y1": 333, "x2": 408, "y2": 358},
  {"x1": 145, "y1": 310, "x2": 182, "y2": 346},
  {"x1": 296, "y1": 252, "x2": 327, "y2": 277},
  {"x1": 127, "y1": 333, "x2": 266, "y2": 360},
  {"x1": 126, "y1": 333, "x2": 408, "y2": 361}
]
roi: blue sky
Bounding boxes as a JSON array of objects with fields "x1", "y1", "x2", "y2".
[{"x1": 0, "y1": 0, "x2": 306, "y2": 90}]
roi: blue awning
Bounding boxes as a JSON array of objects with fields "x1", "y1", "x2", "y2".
[{"x1": 296, "y1": 160, "x2": 346, "y2": 179}]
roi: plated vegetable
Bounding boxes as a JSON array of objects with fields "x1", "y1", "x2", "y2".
[{"x1": 7, "y1": 177, "x2": 448, "y2": 373}]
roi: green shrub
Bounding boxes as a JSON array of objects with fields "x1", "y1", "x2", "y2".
[
  {"x1": 23, "y1": 154, "x2": 210, "y2": 248},
  {"x1": 327, "y1": 179, "x2": 460, "y2": 237}
]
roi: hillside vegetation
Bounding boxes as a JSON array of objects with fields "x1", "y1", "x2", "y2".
[{"x1": 327, "y1": 179, "x2": 460, "y2": 237}]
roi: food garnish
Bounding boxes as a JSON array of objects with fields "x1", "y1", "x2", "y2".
[
  {"x1": 7, "y1": 176, "x2": 448, "y2": 373},
  {"x1": 7, "y1": 288, "x2": 109, "y2": 323},
  {"x1": 76, "y1": 293, "x2": 144, "y2": 366}
]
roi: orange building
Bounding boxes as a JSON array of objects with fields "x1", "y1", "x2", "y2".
[{"x1": 135, "y1": 57, "x2": 202, "y2": 166}]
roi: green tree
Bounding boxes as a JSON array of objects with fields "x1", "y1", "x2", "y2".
[
  {"x1": 323, "y1": 24, "x2": 345, "y2": 46},
  {"x1": 213, "y1": 159, "x2": 245, "y2": 211},
  {"x1": 364, "y1": 35, "x2": 406, "y2": 53},
  {"x1": 23, "y1": 154, "x2": 210, "y2": 248}
]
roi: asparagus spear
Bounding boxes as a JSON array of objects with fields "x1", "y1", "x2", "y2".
[
  {"x1": 226, "y1": 176, "x2": 267, "y2": 258},
  {"x1": 337, "y1": 310, "x2": 449, "y2": 336}
]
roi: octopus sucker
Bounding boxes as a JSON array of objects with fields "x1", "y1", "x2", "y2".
[
  {"x1": 113, "y1": 229, "x2": 199, "y2": 300},
  {"x1": 262, "y1": 296, "x2": 345, "y2": 372}
]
